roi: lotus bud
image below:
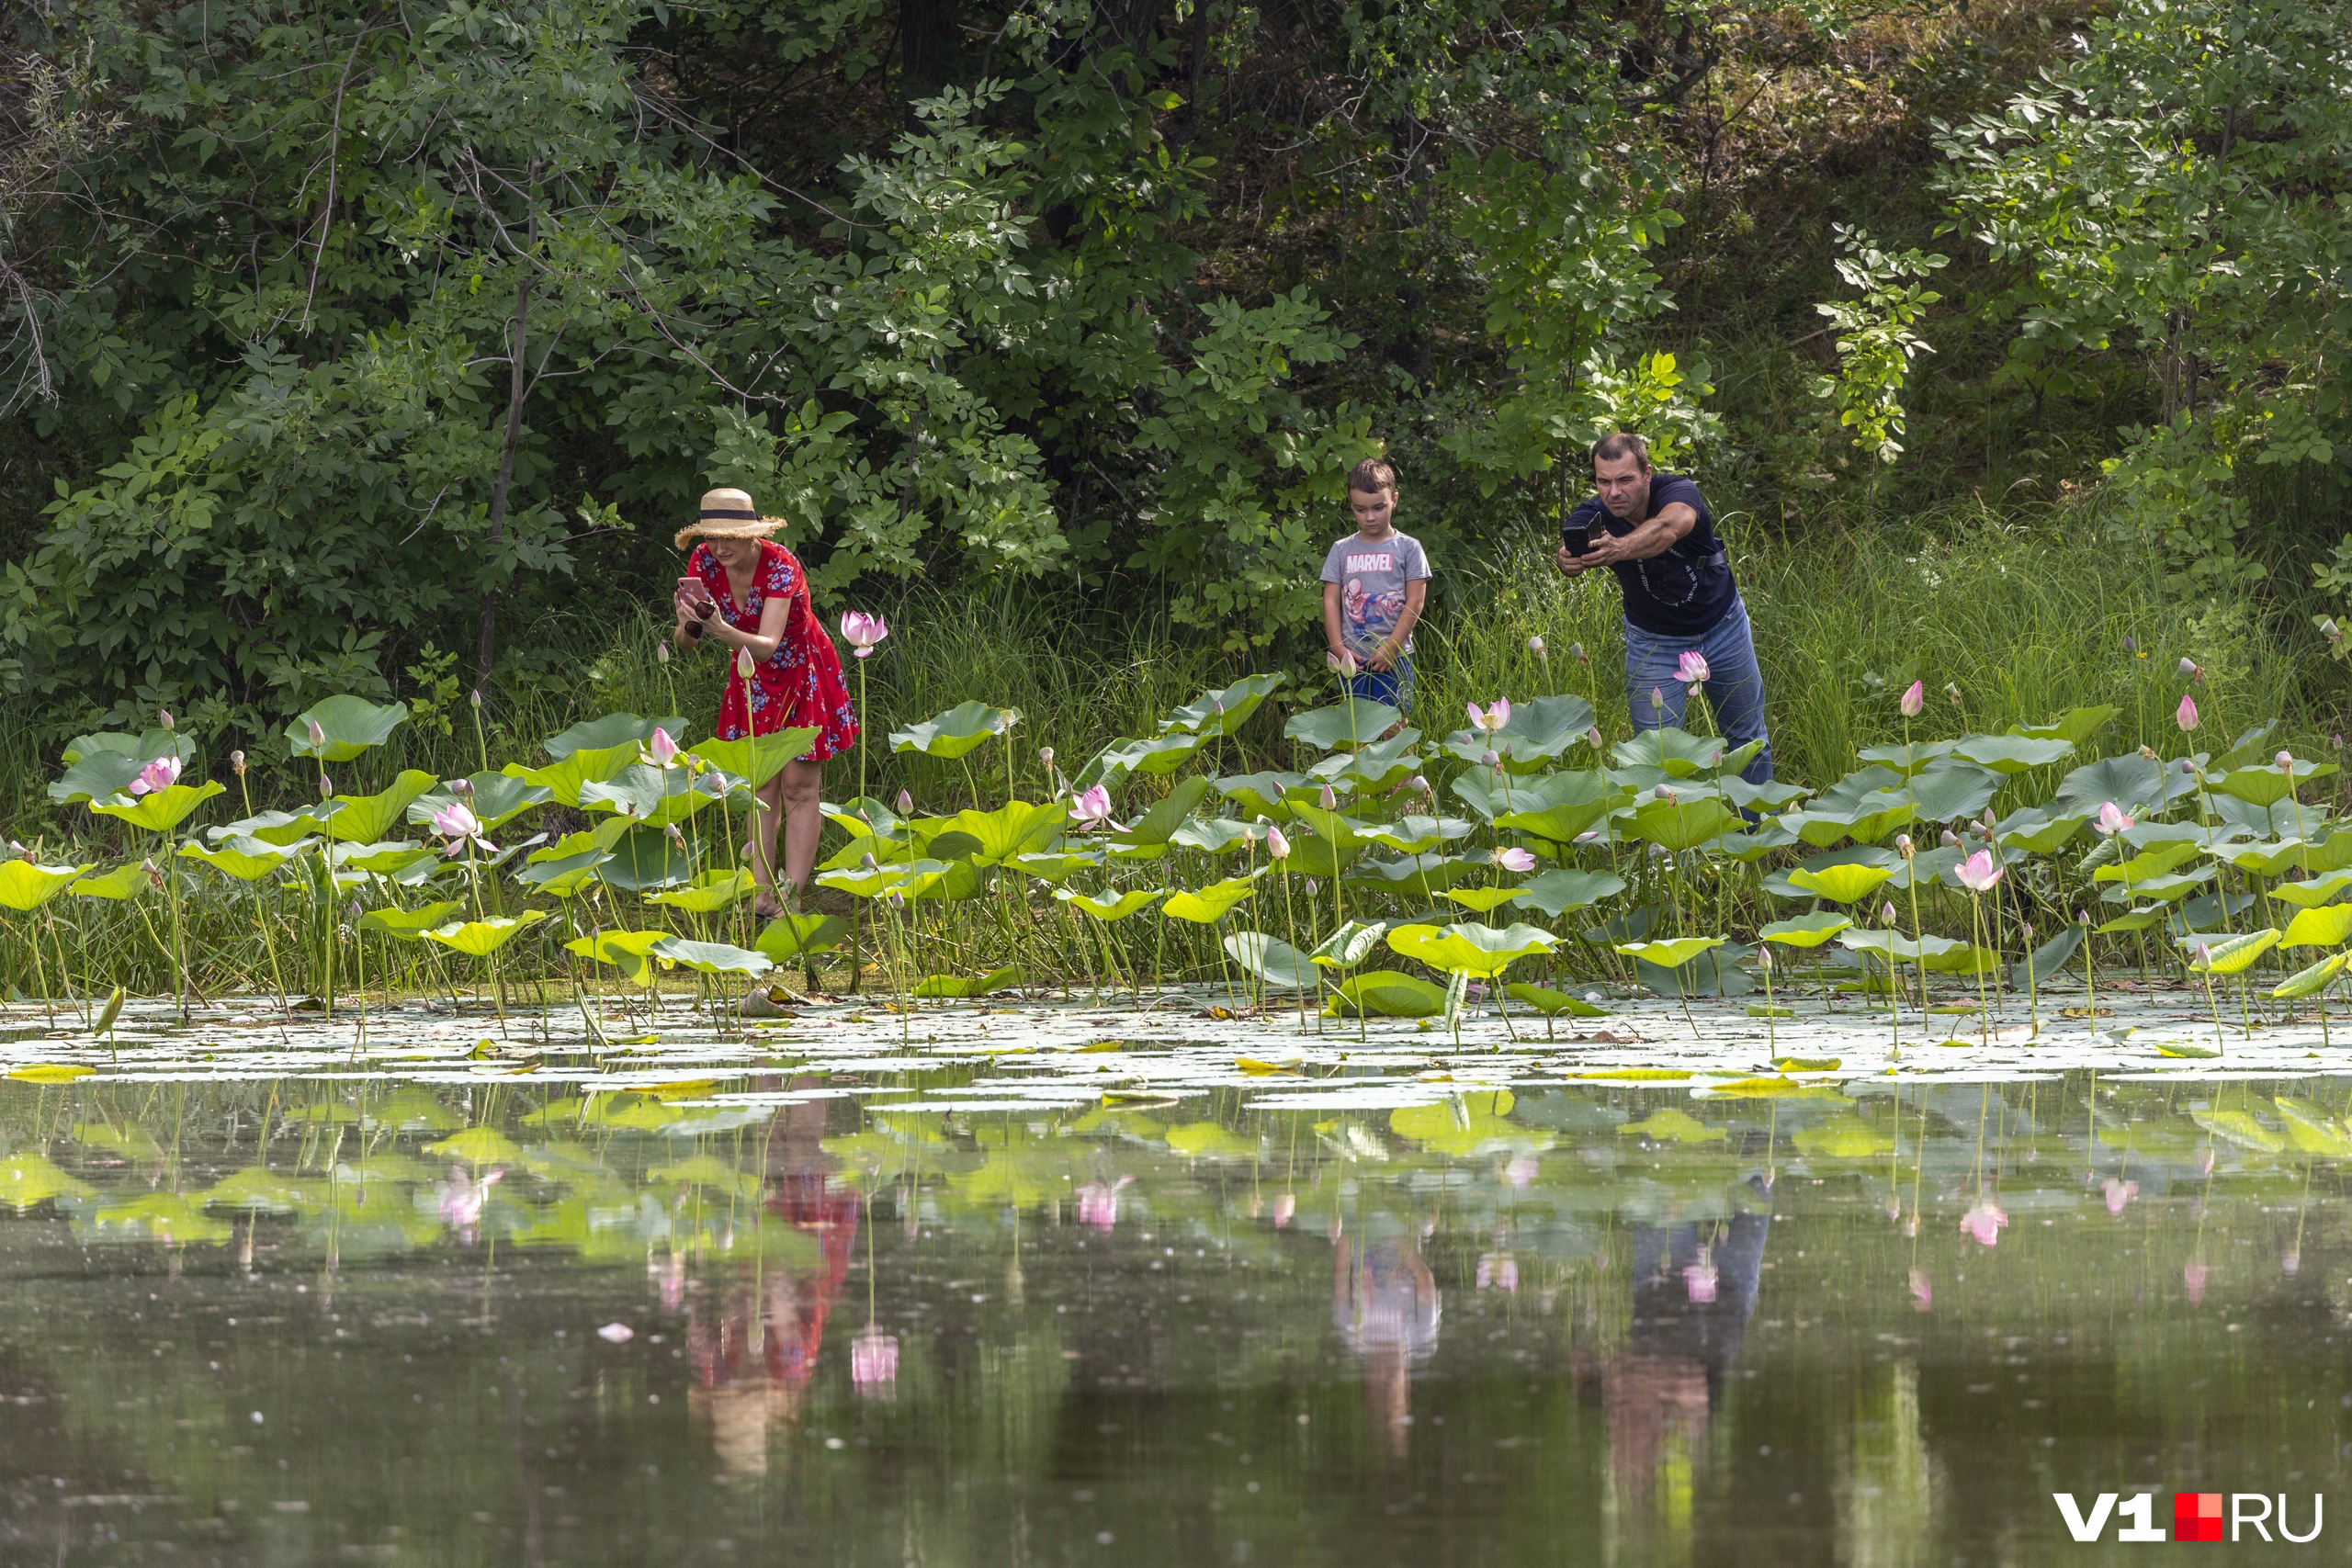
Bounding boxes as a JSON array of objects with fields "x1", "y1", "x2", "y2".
[
  {"x1": 1570, "y1": 642, "x2": 1588, "y2": 665},
  {"x1": 143, "y1": 859, "x2": 164, "y2": 891},
  {"x1": 319, "y1": 773, "x2": 333, "y2": 799},
  {"x1": 2138, "y1": 744, "x2": 2157, "y2": 761},
  {"x1": 347, "y1": 898, "x2": 363, "y2": 921},
  {"x1": 1881, "y1": 901, "x2": 1897, "y2": 925},
  {"x1": 898, "y1": 788, "x2": 914, "y2": 815},
  {"x1": 1940, "y1": 829, "x2": 1960, "y2": 849},
  {"x1": 1894, "y1": 833, "x2": 1914, "y2": 857},
  {"x1": 1649, "y1": 687, "x2": 1665, "y2": 713},
  {"x1": 470, "y1": 688, "x2": 483, "y2": 709},
  {"x1": 860, "y1": 852, "x2": 878, "y2": 872},
  {"x1": 655, "y1": 639, "x2": 671, "y2": 665},
  {"x1": 231, "y1": 750, "x2": 246, "y2": 776},
  {"x1": 1982, "y1": 807, "x2": 1997, "y2": 829},
  {"x1": 1266, "y1": 825, "x2": 1292, "y2": 861},
  {"x1": 158, "y1": 707, "x2": 174, "y2": 731},
  {"x1": 309, "y1": 719, "x2": 326, "y2": 749},
  {"x1": 1304, "y1": 878, "x2": 1318, "y2": 896},
  {"x1": 1528, "y1": 636, "x2": 1546, "y2": 659},
  {"x1": 450, "y1": 776, "x2": 473, "y2": 797},
  {"x1": 1318, "y1": 784, "x2": 1337, "y2": 810},
  {"x1": 1758, "y1": 945, "x2": 1772, "y2": 970},
  {"x1": 2020, "y1": 919, "x2": 2033, "y2": 941},
  {"x1": 1039, "y1": 746, "x2": 1055, "y2": 766},
  {"x1": 1480, "y1": 749, "x2": 1500, "y2": 769},
  {"x1": 2121, "y1": 635, "x2": 2135, "y2": 651},
  {"x1": 1409, "y1": 774, "x2": 1430, "y2": 795},
  {"x1": 2278, "y1": 750, "x2": 2295, "y2": 773},
  {"x1": 2176, "y1": 693, "x2": 2199, "y2": 731},
  {"x1": 664, "y1": 823, "x2": 685, "y2": 847},
  {"x1": 2076, "y1": 908, "x2": 2090, "y2": 926},
  {"x1": 1654, "y1": 784, "x2": 1676, "y2": 802},
  {"x1": 1899, "y1": 680, "x2": 1924, "y2": 717},
  {"x1": 1944, "y1": 682, "x2": 1962, "y2": 705},
  {"x1": 736, "y1": 648, "x2": 757, "y2": 680}
]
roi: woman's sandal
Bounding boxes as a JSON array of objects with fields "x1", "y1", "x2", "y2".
[{"x1": 752, "y1": 890, "x2": 786, "y2": 920}]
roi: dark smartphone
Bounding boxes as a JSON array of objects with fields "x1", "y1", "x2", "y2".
[
  {"x1": 676, "y1": 576, "x2": 716, "y2": 638},
  {"x1": 1560, "y1": 522, "x2": 1592, "y2": 558}
]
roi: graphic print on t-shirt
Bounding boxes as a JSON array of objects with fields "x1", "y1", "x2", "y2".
[{"x1": 1341, "y1": 549, "x2": 1406, "y2": 651}]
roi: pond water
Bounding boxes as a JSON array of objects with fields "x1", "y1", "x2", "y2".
[{"x1": 3, "y1": 1016, "x2": 2347, "y2": 1565}]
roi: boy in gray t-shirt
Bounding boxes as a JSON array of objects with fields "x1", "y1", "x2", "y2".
[{"x1": 1319, "y1": 457, "x2": 1432, "y2": 715}]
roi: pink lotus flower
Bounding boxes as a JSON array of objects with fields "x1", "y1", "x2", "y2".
[
  {"x1": 1478, "y1": 1253, "x2": 1521, "y2": 1294},
  {"x1": 851, "y1": 1325, "x2": 899, "y2": 1392},
  {"x1": 645, "y1": 727, "x2": 680, "y2": 767},
  {"x1": 1069, "y1": 785, "x2": 1113, "y2": 830},
  {"x1": 1682, "y1": 1261, "x2": 1717, "y2": 1303},
  {"x1": 1318, "y1": 784, "x2": 1337, "y2": 809},
  {"x1": 1495, "y1": 846, "x2": 1536, "y2": 874},
  {"x1": 430, "y1": 800, "x2": 496, "y2": 856},
  {"x1": 1076, "y1": 1175, "x2": 1134, "y2": 1229},
  {"x1": 1955, "y1": 849, "x2": 2005, "y2": 893},
  {"x1": 1468, "y1": 697, "x2": 1512, "y2": 733},
  {"x1": 1270, "y1": 1192, "x2": 1295, "y2": 1228},
  {"x1": 839, "y1": 611, "x2": 889, "y2": 658},
  {"x1": 2177, "y1": 693, "x2": 2199, "y2": 732},
  {"x1": 1266, "y1": 825, "x2": 1292, "y2": 861},
  {"x1": 1586, "y1": 726, "x2": 1604, "y2": 749},
  {"x1": 2094, "y1": 801, "x2": 2134, "y2": 836},
  {"x1": 308, "y1": 719, "x2": 326, "y2": 750},
  {"x1": 1900, "y1": 680, "x2": 1925, "y2": 718},
  {"x1": 128, "y1": 755, "x2": 183, "y2": 796},
  {"x1": 1676, "y1": 651, "x2": 1710, "y2": 685},
  {"x1": 1909, "y1": 1268, "x2": 1932, "y2": 1310},
  {"x1": 2184, "y1": 1261, "x2": 2210, "y2": 1305},
  {"x1": 1960, "y1": 1200, "x2": 2007, "y2": 1247},
  {"x1": 2103, "y1": 1178, "x2": 2139, "y2": 1215}
]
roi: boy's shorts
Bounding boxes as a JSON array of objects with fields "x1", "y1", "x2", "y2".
[{"x1": 1342, "y1": 657, "x2": 1413, "y2": 716}]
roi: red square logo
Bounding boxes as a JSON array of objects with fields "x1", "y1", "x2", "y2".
[{"x1": 2174, "y1": 1493, "x2": 2224, "y2": 1541}]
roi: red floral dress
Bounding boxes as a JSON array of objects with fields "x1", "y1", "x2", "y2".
[{"x1": 689, "y1": 541, "x2": 859, "y2": 760}]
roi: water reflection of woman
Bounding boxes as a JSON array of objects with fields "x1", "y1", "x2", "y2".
[
  {"x1": 684, "y1": 1095, "x2": 862, "y2": 1474},
  {"x1": 1332, "y1": 1225, "x2": 1441, "y2": 1462},
  {"x1": 1603, "y1": 1206, "x2": 1770, "y2": 1512}
]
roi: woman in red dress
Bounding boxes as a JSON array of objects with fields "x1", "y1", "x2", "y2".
[{"x1": 673, "y1": 489, "x2": 859, "y2": 918}]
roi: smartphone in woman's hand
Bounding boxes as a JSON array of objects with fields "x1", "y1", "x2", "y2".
[{"x1": 676, "y1": 576, "x2": 716, "y2": 637}]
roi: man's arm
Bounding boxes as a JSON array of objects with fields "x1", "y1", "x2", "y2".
[{"x1": 1577, "y1": 502, "x2": 1699, "y2": 569}]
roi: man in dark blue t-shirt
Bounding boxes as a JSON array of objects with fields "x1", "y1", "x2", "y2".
[{"x1": 1556, "y1": 432, "x2": 1771, "y2": 784}]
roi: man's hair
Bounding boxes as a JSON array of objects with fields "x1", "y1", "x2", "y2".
[
  {"x1": 1591, "y1": 432, "x2": 1652, "y2": 471},
  {"x1": 1347, "y1": 457, "x2": 1399, "y2": 496}
]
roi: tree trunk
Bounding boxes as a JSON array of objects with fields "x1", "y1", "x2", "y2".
[{"x1": 473, "y1": 262, "x2": 534, "y2": 702}]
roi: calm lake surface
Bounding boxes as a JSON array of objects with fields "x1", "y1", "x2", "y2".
[{"x1": 3, "y1": 1072, "x2": 2346, "y2": 1564}]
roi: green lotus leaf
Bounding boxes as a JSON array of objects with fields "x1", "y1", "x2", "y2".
[
  {"x1": 2109, "y1": 867, "x2": 2212, "y2": 903},
  {"x1": 818, "y1": 859, "x2": 943, "y2": 900},
  {"x1": 2279, "y1": 905, "x2": 2352, "y2": 950},
  {"x1": 1285, "y1": 802, "x2": 1374, "y2": 852},
  {"x1": 1995, "y1": 807, "x2": 2088, "y2": 854},
  {"x1": 50, "y1": 751, "x2": 149, "y2": 807},
  {"x1": 404, "y1": 774, "x2": 551, "y2": 837},
  {"x1": 1056, "y1": 887, "x2": 1166, "y2": 921},
  {"x1": 1513, "y1": 867, "x2": 1627, "y2": 918},
  {"x1": 1920, "y1": 943, "x2": 2001, "y2": 975},
  {"x1": 2270, "y1": 868, "x2": 2352, "y2": 908},
  {"x1": 2012, "y1": 705, "x2": 2118, "y2": 745},
  {"x1": 1214, "y1": 772, "x2": 1305, "y2": 821},
  {"x1": 2094, "y1": 839, "x2": 2202, "y2": 883},
  {"x1": 2272, "y1": 953, "x2": 2350, "y2": 1000},
  {"x1": 578, "y1": 762, "x2": 722, "y2": 829},
  {"x1": 1169, "y1": 818, "x2": 1267, "y2": 856},
  {"x1": 2188, "y1": 1109, "x2": 2283, "y2": 1155},
  {"x1": 820, "y1": 796, "x2": 903, "y2": 838},
  {"x1": 1793, "y1": 1115, "x2": 1895, "y2": 1159},
  {"x1": 544, "y1": 713, "x2": 688, "y2": 760},
  {"x1": 1282, "y1": 831, "x2": 1362, "y2": 880},
  {"x1": 595, "y1": 823, "x2": 701, "y2": 891},
  {"x1": 1390, "y1": 920, "x2": 1557, "y2": 978},
  {"x1": 0, "y1": 862, "x2": 93, "y2": 910},
  {"x1": 512, "y1": 842, "x2": 615, "y2": 897},
  {"x1": 1310, "y1": 920, "x2": 1390, "y2": 971},
  {"x1": 1112, "y1": 777, "x2": 1213, "y2": 848},
  {"x1": 330, "y1": 840, "x2": 436, "y2": 875},
  {"x1": 565, "y1": 929, "x2": 674, "y2": 979},
  {"x1": 1160, "y1": 874, "x2": 1261, "y2": 923},
  {"x1": 650, "y1": 936, "x2": 773, "y2": 977},
  {"x1": 891, "y1": 701, "x2": 1021, "y2": 761},
  {"x1": 1484, "y1": 772, "x2": 1634, "y2": 843},
  {"x1": 1072, "y1": 731, "x2": 1204, "y2": 793},
  {"x1": 1309, "y1": 729, "x2": 1422, "y2": 792},
  {"x1": 1785, "y1": 863, "x2": 1896, "y2": 905},
  {"x1": 2210, "y1": 760, "x2": 2336, "y2": 807},
  {"x1": 2272, "y1": 1096, "x2": 2352, "y2": 1152},
  {"x1": 1282, "y1": 700, "x2": 1399, "y2": 751},
  {"x1": 1952, "y1": 734, "x2": 2076, "y2": 774},
  {"x1": 1504, "y1": 983, "x2": 1609, "y2": 1017},
  {"x1": 1724, "y1": 777, "x2": 1811, "y2": 811},
  {"x1": 685, "y1": 728, "x2": 817, "y2": 791},
  {"x1": 424, "y1": 912, "x2": 548, "y2": 957},
  {"x1": 1614, "y1": 935, "x2": 1726, "y2": 969},
  {"x1": 1161, "y1": 673, "x2": 1286, "y2": 737},
  {"x1": 755, "y1": 911, "x2": 852, "y2": 960},
  {"x1": 1008, "y1": 850, "x2": 1103, "y2": 883},
  {"x1": 2096, "y1": 906, "x2": 2170, "y2": 932},
  {"x1": 1719, "y1": 818, "x2": 1804, "y2": 860},
  {"x1": 1444, "y1": 886, "x2": 1530, "y2": 914},
  {"x1": 2295, "y1": 829, "x2": 2352, "y2": 874},
  {"x1": 1629, "y1": 793, "x2": 1742, "y2": 852},
  {"x1": 1223, "y1": 931, "x2": 1318, "y2": 989},
  {"x1": 357, "y1": 901, "x2": 468, "y2": 940},
  {"x1": 644, "y1": 868, "x2": 757, "y2": 914},
  {"x1": 912, "y1": 967, "x2": 1023, "y2": 998},
  {"x1": 1855, "y1": 739, "x2": 1957, "y2": 775},
  {"x1": 70, "y1": 863, "x2": 151, "y2": 900},
  {"x1": 2053, "y1": 752, "x2": 2197, "y2": 817},
  {"x1": 1323, "y1": 970, "x2": 1447, "y2": 1018},
  {"x1": 1760, "y1": 911, "x2": 1853, "y2": 947},
  {"x1": 1344, "y1": 852, "x2": 1487, "y2": 895},
  {"x1": 62, "y1": 728, "x2": 197, "y2": 768},
  {"x1": 904, "y1": 859, "x2": 989, "y2": 902},
  {"x1": 1610, "y1": 727, "x2": 1731, "y2": 778},
  {"x1": 1358, "y1": 815, "x2": 1472, "y2": 855},
  {"x1": 926, "y1": 799, "x2": 1068, "y2": 864},
  {"x1": 2180, "y1": 929, "x2": 2279, "y2": 975},
  {"x1": 504, "y1": 742, "x2": 645, "y2": 807},
  {"x1": 1442, "y1": 694, "x2": 1598, "y2": 773},
  {"x1": 2209, "y1": 838, "x2": 2320, "y2": 876},
  {"x1": 89, "y1": 780, "x2": 224, "y2": 834},
  {"x1": 1763, "y1": 847, "x2": 1897, "y2": 901},
  {"x1": 1836, "y1": 929, "x2": 1962, "y2": 965},
  {"x1": 288, "y1": 694, "x2": 411, "y2": 761},
  {"x1": 1898, "y1": 757, "x2": 2004, "y2": 823}
]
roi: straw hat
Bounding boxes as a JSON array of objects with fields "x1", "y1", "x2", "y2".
[{"x1": 674, "y1": 487, "x2": 786, "y2": 550}]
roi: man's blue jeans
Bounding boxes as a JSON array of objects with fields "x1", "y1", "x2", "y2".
[{"x1": 1623, "y1": 593, "x2": 1773, "y2": 785}]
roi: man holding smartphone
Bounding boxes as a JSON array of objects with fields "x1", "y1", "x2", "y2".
[{"x1": 1556, "y1": 432, "x2": 1772, "y2": 784}]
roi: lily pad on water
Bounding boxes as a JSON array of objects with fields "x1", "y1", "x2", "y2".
[
  {"x1": 1323, "y1": 970, "x2": 1448, "y2": 1018},
  {"x1": 1283, "y1": 700, "x2": 1399, "y2": 751},
  {"x1": 891, "y1": 701, "x2": 1020, "y2": 761},
  {"x1": 288, "y1": 695, "x2": 411, "y2": 761},
  {"x1": 424, "y1": 913, "x2": 548, "y2": 957},
  {"x1": 0, "y1": 862, "x2": 95, "y2": 909}
]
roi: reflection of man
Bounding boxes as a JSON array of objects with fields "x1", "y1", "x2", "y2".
[
  {"x1": 685, "y1": 1090, "x2": 861, "y2": 1474},
  {"x1": 1333, "y1": 1227, "x2": 1441, "y2": 1462},
  {"x1": 1603, "y1": 1209, "x2": 1770, "y2": 1512}
]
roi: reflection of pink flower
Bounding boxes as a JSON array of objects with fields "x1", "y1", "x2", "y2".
[
  {"x1": 650, "y1": 1253, "x2": 684, "y2": 1311},
  {"x1": 1076, "y1": 1175, "x2": 1134, "y2": 1230},
  {"x1": 1502, "y1": 1156, "x2": 1539, "y2": 1190},
  {"x1": 1681, "y1": 1262, "x2": 1717, "y2": 1303},
  {"x1": 1270, "y1": 1193, "x2": 1295, "y2": 1228},
  {"x1": 2103, "y1": 1178, "x2": 2139, "y2": 1215},
  {"x1": 1908, "y1": 1268, "x2": 1932, "y2": 1311},
  {"x1": 2184, "y1": 1261, "x2": 2210, "y2": 1306},
  {"x1": 852, "y1": 1325, "x2": 899, "y2": 1394},
  {"x1": 128, "y1": 755, "x2": 183, "y2": 796},
  {"x1": 2283, "y1": 1250, "x2": 2301, "y2": 1279},
  {"x1": 437, "y1": 1165, "x2": 503, "y2": 1238},
  {"x1": 1960, "y1": 1201, "x2": 2007, "y2": 1247},
  {"x1": 1479, "y1": 1253, "x2": 1521, "y2": 1294}
]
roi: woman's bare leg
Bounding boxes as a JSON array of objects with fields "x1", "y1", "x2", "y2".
[
  {"x1": 778, "y1": 759, "x2": 823, "y2": 907},
  {"x1": 749, "y1": 773, "x2": 787, "y2": 917}
]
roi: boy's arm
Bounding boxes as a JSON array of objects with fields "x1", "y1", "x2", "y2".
[
  {"x1": 1322, "y1": 581, "x2": 1348, "y2": 662},
  {"x1": 1370, "y1": 578, "x2": 1428, "y2": 672}
]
